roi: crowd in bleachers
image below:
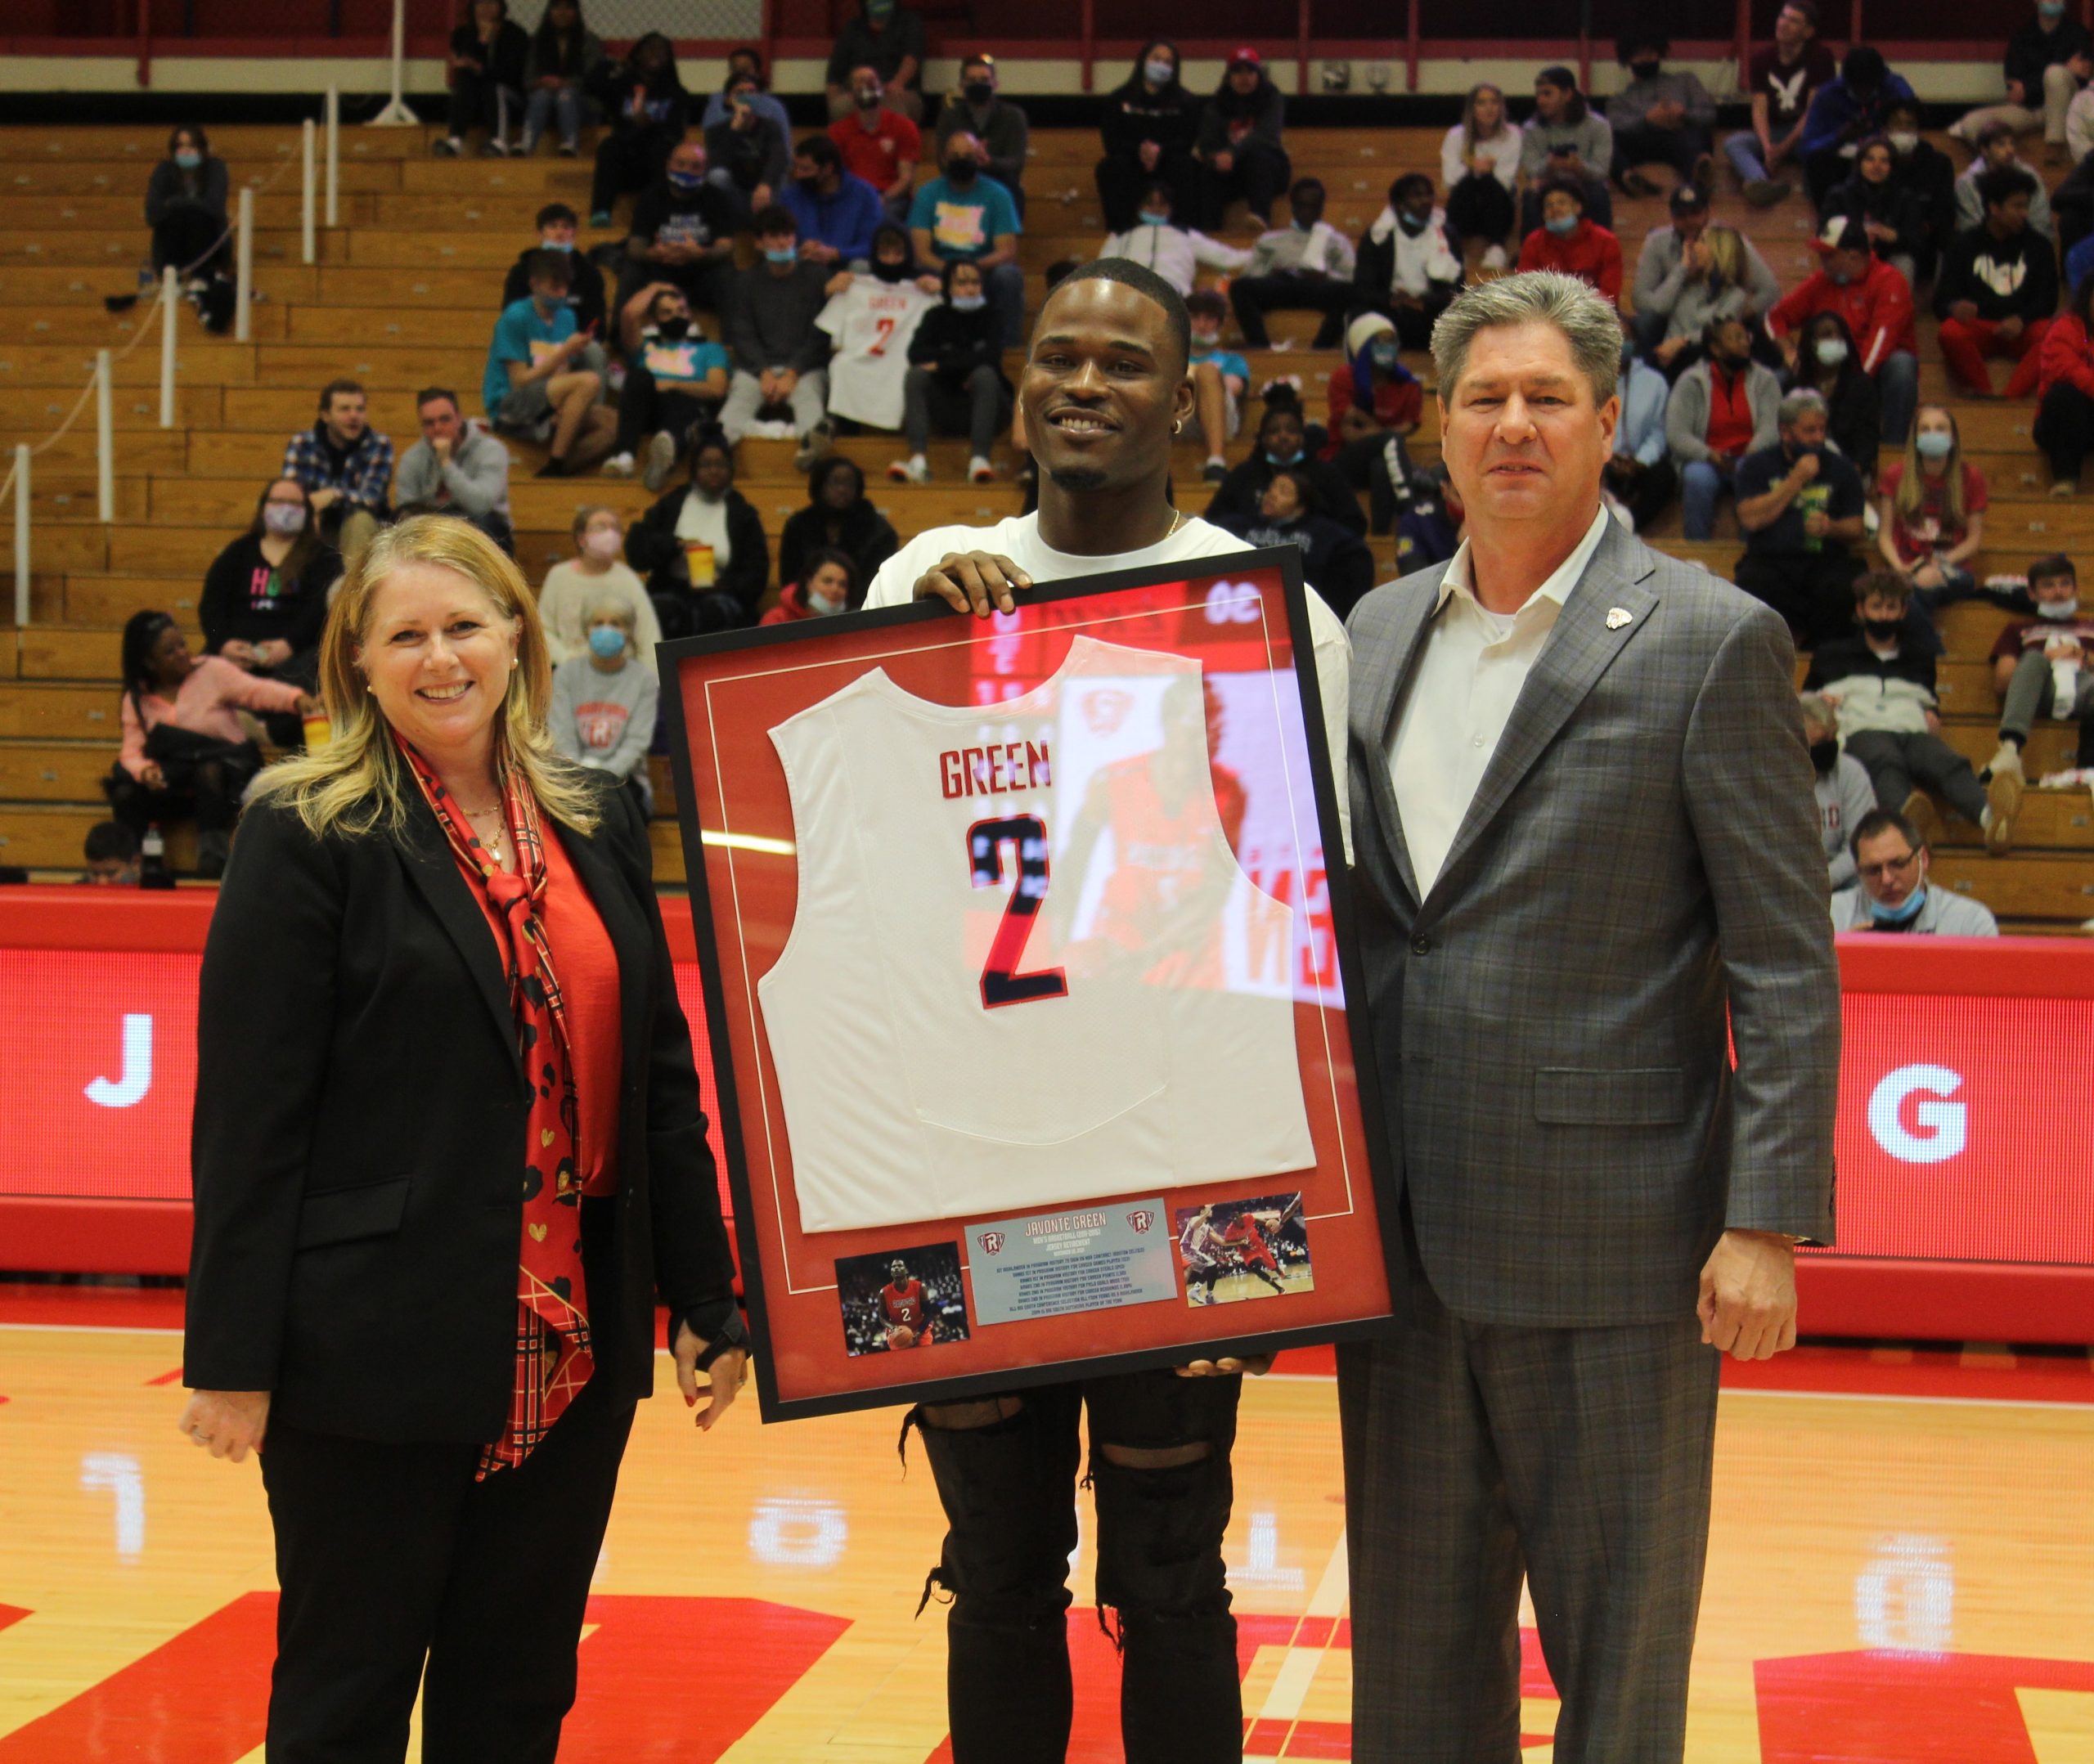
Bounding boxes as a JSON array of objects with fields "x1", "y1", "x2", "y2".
[{"x1": 80, "y1": 0, "x2": 2094, "y2": 926}]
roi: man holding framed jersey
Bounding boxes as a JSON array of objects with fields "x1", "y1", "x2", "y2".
[{"x1": 861, "y1": 258, "x2": 1350, "y2": 1764}]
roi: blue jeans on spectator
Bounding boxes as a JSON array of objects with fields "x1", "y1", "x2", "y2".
[
  {"x1": 1877, "y1": 350, "x2": 1918, "y2": 448},
  {"x1": 1723, "y1": 132, "x2": 1777, "y2": 186},
  {"x1": 523, "y1": 84, "x2": 585, "y2": 152},
  {"x1": 1680, "y1": 458, "x2": 1735, "y2": 541}
]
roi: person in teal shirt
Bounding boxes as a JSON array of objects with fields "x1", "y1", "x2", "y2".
[
  {"x1": 908, "y1": 153, "x2": 1024, "y2": 344},
  {"x1": 483, "y1": 250, "x2": 616, "y2": 475}
]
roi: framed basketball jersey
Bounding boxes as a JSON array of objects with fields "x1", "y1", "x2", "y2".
[{"x1": 660, "y1": 549, "x2": 1399, "y2": 1421}]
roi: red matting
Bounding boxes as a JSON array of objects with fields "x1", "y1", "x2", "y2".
[{"x1": 663, "y1": 560, "x2": 1397, "y2": 1418}]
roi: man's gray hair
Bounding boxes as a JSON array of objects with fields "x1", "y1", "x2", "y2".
[
  {"x1": 1778, "y1": 387, "x2": 1829, "y2": 428},
  {"x1": 1429, "y1": 271, "x2": 1622, "y2": 408},
  {"x1": 1796, "y1": 691, "x2": 1837, "y2": 733}
]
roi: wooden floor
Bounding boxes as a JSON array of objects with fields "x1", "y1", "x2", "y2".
[{"x1": 2, "y1": 1287, "x2": 2092, "y2": 1760}]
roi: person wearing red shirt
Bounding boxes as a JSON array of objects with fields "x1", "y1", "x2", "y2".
[
  {"x1": 2034, "y1": 271, "x2": 2094, "y2": 494},
  {"x1": 829, "y1": 62, "x2": 921, "y2": 222},
  {"x1": 1515, "y1": 177, "x2": 1624, "y2": 304},
  {"x1": 1764, "y1": 213, "x2": 1918, "y2": 446}
]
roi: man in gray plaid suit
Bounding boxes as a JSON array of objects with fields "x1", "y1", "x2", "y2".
[{"x1": 1337, "y1": 272, "x2": 1840, "y2": 1761}]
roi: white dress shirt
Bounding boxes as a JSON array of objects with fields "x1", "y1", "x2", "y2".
[{"x1": 1386, "y1": 504, "x2": 1611, "y2": 896}]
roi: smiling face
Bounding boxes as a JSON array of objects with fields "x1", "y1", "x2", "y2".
[
  {"x1": 807, "y1": 559, "x2": 852, "y2": 607},
  {"x1": 356, "y1": 563, "x2": 518, "y2": 765},
  {"x1": 1438, "y1": 320, "x2": 1617, "y2": 538},
  {"x1": 1858, "y1": 143, "x2": 1892, "y2": 182},
  {"x1": 1021, "y1": 277, "x2": 1193, "y2": 494}
]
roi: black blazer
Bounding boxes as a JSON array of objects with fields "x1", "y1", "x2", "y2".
[{"x1": 182, "y1": 774, "x2": 735, "y2": 1444}]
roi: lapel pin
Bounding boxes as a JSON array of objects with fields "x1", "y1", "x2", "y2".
[{"x1": 1606, "y1": 606, "x2": 1633, "y2": 631}]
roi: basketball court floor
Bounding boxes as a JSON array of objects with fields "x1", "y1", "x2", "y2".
[{"x1": 2, "y1": 1282, "x2": 2091, "y2": 1762}]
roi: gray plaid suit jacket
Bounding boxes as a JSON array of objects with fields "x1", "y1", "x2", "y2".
[{"x1": 1346, "y1": 516, "x2": 1839, "y2": 1328}]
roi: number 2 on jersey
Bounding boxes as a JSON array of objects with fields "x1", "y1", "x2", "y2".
[
  {"x1": 869, "y1": 316, "x2": 896, "y2": 356},
  {"x1": 967, "y1": 815, "x2": 1068, "y2": 1010}
]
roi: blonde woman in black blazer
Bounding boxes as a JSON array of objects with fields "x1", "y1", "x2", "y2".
[{"x1": 178, "y1": 514, "x2": 747, "y2": 1763}]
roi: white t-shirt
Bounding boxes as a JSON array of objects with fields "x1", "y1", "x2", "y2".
[
  {"x1": 816, "y1": 276, "x2": 939, "y2": 431},
  {"x1": 866, "y1": 513, "x2": 1353, "y2": 858}
]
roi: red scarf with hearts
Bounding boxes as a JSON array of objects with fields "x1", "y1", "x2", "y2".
[{"x1": 397, "y1": 733, "x2": 595, "y2": 1478}]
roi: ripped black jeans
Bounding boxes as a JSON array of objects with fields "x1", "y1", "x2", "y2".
[{"x1": 904, "y1": 1369, "x2": 1243, "y2": 1764}]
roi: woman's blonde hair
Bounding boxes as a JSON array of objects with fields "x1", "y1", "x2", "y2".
[
  {"x1": 1701, "y1": 225, "x2": 1744, "y2": 291},
  {"x1": 1460, "y1": 83, "x2": 1507, "y2": 152},
  {"x1": 1892, "y1": 405, "x2": 1966, "y2": 531},
  {"x1": 252, "y1": 514, "x2": 600, "y2": 838}
]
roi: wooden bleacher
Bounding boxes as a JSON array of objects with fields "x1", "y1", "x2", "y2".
[{"x1": 0, "y1": 119, "x2": 2087, "y2": 931}]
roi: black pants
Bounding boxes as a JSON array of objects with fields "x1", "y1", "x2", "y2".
[
  {"x1": 909, "y1": 1370, "x2": 1243, "y2": 1764},
  {"x1": 445, "y1": 70, "x2": 519, "y2": 145},
  {"x1": 1202, "y1": 141, "x2": 1291, "y2": 229},
  {"x1": 591, "y1": 123, "x2": 682, "y2": 217},
  {"x1": 1359, "y1": 291, "x2": 1452, "y2": 351},
  {"x1": 1611, "y1": 123, "x2": 1712, "y2": 185},
  {"x1": 258, "y1": 1370, "x2": 636, "y2": 1764},
  {"x1": 152, "y1": 204, "x2": 227, "y2": 276},
  {"x1": 613, "y1": 366, "x2": 720, "y2": 457},
  {"x1": 1445, "y1": 173, "x2": 1515, "y2": 249},
  {"x1": 1229, "y1": 272, "x2": 1354, "y2": 348},
  {"x1": 1602, "y1": 455, "x2": 1678, "y2": 532},
  {"x1": 905, "y1": 363, "x2": 1011, "y2": 457},
  {"x1": 1734, "y1": 548, "x2": 1863, "y2": 649},
  {"x1": 1094, "y1": 150, "x2": 1200, "y2": 235},
  {"x1": 2036, "y1": 381, "x2": 2094, "y2": 485}
]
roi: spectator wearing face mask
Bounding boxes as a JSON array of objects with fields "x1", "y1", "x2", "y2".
[
  {"x1": 1185, "y1": 290, "x2": 1251, "y2": 483},
  {"x1": 1324, "y1": 312, "x2": 1423, "y2": 486},
  {"x1": 1207, "y1": 397, "x2": 1366, "y2": 536},
  {"x1": 705, "y1": 72, "x2": 789, "y2": 214},
  {"x1": 602, "y1": 289, "x2": 729, "y2": 489},
  {"x1": 782, "y1": 135, "x2": 884, "y2": 268},
  {"x1": 1602, "y1": 329, "x2": 1677, "y2": 532},
  {"x1": 625, "y1": 431, "x2": 770, "y2": 635},
  {"x1": 1803, "y1": 571, "x2": 2003, "y2": 852},
  {"x1": 1766, "y1": 214, "x2": 1917, "y2": 447},
  {"x1": 622, "y1": 139, "x2": 742, "y2": 317},
  {"x1": 1875, "y1": 407, "x2": 1988, "y2": 617},
  {"x1": 1095, "y1": 40, "x2": 1202, "y2": 235},
  {"x1": 1787, "y1": 309, "x2": 1881, "y2": 480},
  {"x1": 889, "y1": 258, "x2": 1011, "y2": 486},
  {"x1": 1820, "y1": 134, "x2": 1928, "y2": 290},
  {"x1": 830, "y1": 61, "x2": 922, "y2": 223},
  {"x1": 394, "y1": 387, "x2": 515, "y2": 552},
  {"x1": 199, "y1": 478, "x2": 340, "y2": 728},
  {"x1": 1608, "y1": 35, "x2": 1718, "y2": 198},
  {"x1": 1984, "y1": 554, "x2": 2094, "y2": 833},
  {"x1": 1665, "y1": 316, "x2": 1782, "y2": 540},
  {"x1": 719, "y1": 207, "x2": 835, "y2": 465},
  {"x1": 824, "y1": 0, "x2": 927, "y2": 123},
  {"x1": 1208, "y1": 466, "x2": 1376, "y2": 619},
  {"x1": 281, "y1": 379, "x2": 393, "y2": 559},
  {"x1": 1799, "y1": 693, "x2": 1877, "y2": 891},
  {"x1": 1228, "y1": 177, "x2": 1355, "y2": 350},
  {"x1": 1734, "y1": 388, "x2": 1869, "y2": 648},
  {"x1": 146, "y1": 124, "x2": 229, "y2": 281},
  {"x1": 1878, "y1": 98, "x2": 1961, "y2": 267},
  {"x1": 518, "y1": 0, "x2": 603, "y2": 158},
  {"x1": 816, "y1": 225, "x2": 941, "y2": 432},
  {"x1": 779, "y1": 457, "x2": 897, "y2": 592},
  {"x1": 1798, "y1": 44, "x2": 1916, "y2": 208},
  {"x1": 503, "y1": 203, "x2": 608, "y2": 338},
  {"x1": 1440, "y1": 83, "x2": 1522, "y2": 272},
  {"x1": 539, "y1": 505, "x2": 663, "y2": 671},
  {"x1": 1831, "y1": 807, "x2": 1999, "y2": 933},
  {"x1": 763, "y1": 547, "x2": 860, "y2": 624},
  {"x1": 435, "y1": 0, "x2": 530, "y2": 159},
  {"x1": 586, "y1": 32, "x2": 687, "y2": 226},
  {"x1": 2034, "y1": 268, "x2": 2094, "y2": 495},
  {"x1": 483, "y1": 251, "x2": 618, "y2": 478},
  {"x1": 1516, "y1": 177, "x2": 1624, "y2": 305},
  {"x1": 550, "y1": 595, "x2": 659, "y2": 815},
  {"x1": 1098, "y1": 180, "x2": 1251, "y2": 297},
  {"x1": 1953, "y1": 0, "x2": 2092, "y2": 162},
  {"x1": 908, "y1": 149, "x2": 1024, "y2": 348},
  {"x1": 1934, "y1": 168, "x2": 2059, "y2": 398},
  {"x1": 937, "y1": 56, "x2": 1029, "y2": 220},
  {"x1": 1197, "y1": 50, "x2": 1290, "y2": 230},
  {"x1": 1520, "y1": 66, "x2": 1614, "y2": 236},
  {"x1": 1354, "y1": 174, "x2": 1463, "y2": 349}
]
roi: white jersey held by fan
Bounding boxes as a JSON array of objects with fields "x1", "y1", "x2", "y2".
[
  {"x1": 760, "y1": 635, "x2": 1314, "y2": 1234},
  {"x1": 816, "y1": 275, "x2": 938, "y2": 432}
]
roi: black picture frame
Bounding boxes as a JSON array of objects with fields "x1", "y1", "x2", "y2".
[{"x1": 657, "y1": 545, "x2": 1400, "y2": 1421}]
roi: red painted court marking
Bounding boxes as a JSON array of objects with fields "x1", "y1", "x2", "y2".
[
  {"x1": 143, "y1": 1367, "x2": 185, "y2": 1386},
  {"x1": 1721, "y1": 1343, "x2": 2094, "y2": 1404},
  {"x1": 1756, "y1": 1651, "x2": 2094, "y2": 1762},
  {"x1": 0, "y1": 1605, "x2": 29, "y2": 1637}
]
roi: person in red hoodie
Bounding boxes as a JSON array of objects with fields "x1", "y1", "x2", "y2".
[
  {"x1": 2034, "y1": 269, "x2": 2094, "y2": 495},
  {"x1": 1764, "y1": 212, "x2": 1918, "y2": 446},
  {"x1": 761, "y1": 546, "x2": 858, "y2": 623},
  {"x1": 1515, "y1": 177, "x2": 1624, "y2": 305}
]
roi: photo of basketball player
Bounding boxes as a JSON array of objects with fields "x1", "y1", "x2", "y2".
[
  {"x1": 835, "y1": 1241, "x2": 971, "y2": 1355},
  {"x1": 1172, "y1": 1193, "x2": 1313, "y2": 1306}
]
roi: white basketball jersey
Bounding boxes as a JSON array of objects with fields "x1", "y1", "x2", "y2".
[
  {"x1": 816, "y1": 280, "x2": 937, "y2": 431},
  {"x1": 759, "y1": 635, "x2": 1315, "y2": 1233}
]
